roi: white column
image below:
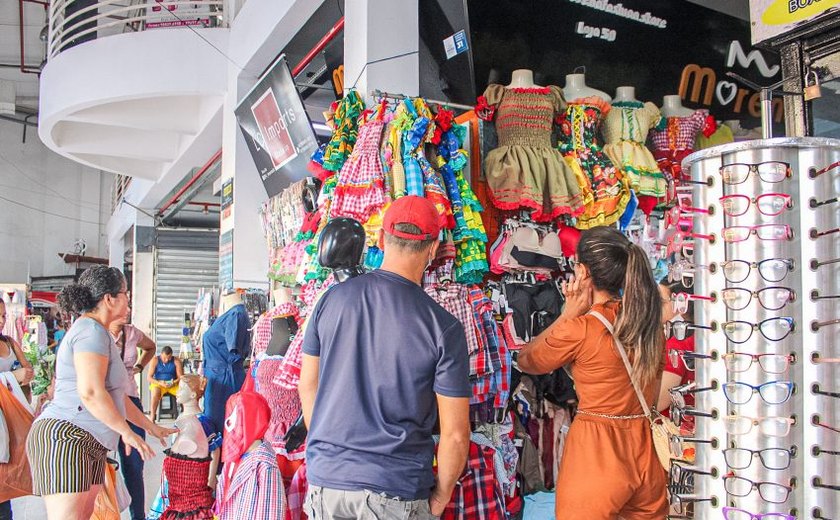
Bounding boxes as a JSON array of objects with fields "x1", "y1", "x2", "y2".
[{"x1": 343, "y1": 0, "x2": 419, "y2": 103}]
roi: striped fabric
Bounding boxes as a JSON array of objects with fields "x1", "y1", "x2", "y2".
[{"x1": 26, "y1": 418, "x2": 108, "y2": 495}]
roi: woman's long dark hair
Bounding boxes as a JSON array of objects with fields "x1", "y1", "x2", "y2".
[
  {"x1": 578, "y1": 227, "x2": 663, "y2": 386},
  {"x1": 58, "y1": 266, "x2": 125, "y2": 315}
]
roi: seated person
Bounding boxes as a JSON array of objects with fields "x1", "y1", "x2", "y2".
[{"x1": 148, "y1": 346, "x2": 184, "y2": 422}]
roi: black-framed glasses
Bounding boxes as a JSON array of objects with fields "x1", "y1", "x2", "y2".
[
  {"x1": 810, "y1": 227, "x2": 840, "y2": 239},
  {"x1": 669, "y1": 404, "x2": 715, "y2": 428},
  {"x1": 669, "y1": 382, "x2": 716, "y2": 408},
  {"x1": 723, "y1": 380, "x2": 794, "y2": 405},
  {"x1": 721, "y1": 258, "x2": 794, "y2": 283},
  {"x1": 720, "y1": 287, "x2": 795, "y2": 311},
  {"x1": 813, "y1": 477, "x2": 840, "y2": 492},
  {"x1": 722, "y1": 318, "x2": 795, "y2": 343},
  {"x1": 813, "y1": 384, "x2": 840, "y2": 399},
  {"x1": 723, "y1": 415, "x2": 795, "y2": 437},
  {"x1": 812, "y1": 318, "x2": 840, "y2": 331},
  {"x1": 668, "y1": 350, "x2": 713, "y2": 371},
  {"x1": 722, "y1": 507, "x2": 794, "y2": 520},
  {"x1": 722, "y1": 352, "x2": 793, "y2": 374},
  {"x1": 665, "y1": 320, "x2": 714, "y2": 341},
  {"x1": 668, "y1": 491, "x2": 714, "y2": 515},
  {"x1": 723, "y1": 446, "x2": 796, "y2": 471},
  {"x1": 720, "y1": 161, "x2": 791, "y2": 185},
  {"x1": 723, "y1": 475, "x2": 792, "y2": 503}
]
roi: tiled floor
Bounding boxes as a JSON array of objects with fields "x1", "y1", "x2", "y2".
[{"x1": 11, "y1": 420, "x2": 171, "y2": 520}]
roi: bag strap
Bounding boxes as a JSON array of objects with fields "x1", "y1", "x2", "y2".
[{"x1": 589, "y1": 311, "x2": 653, "y2": 420}]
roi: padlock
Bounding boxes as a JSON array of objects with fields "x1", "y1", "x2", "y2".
[{"x1": 805, "y1": 70, "x2": 822, "y2": 101}]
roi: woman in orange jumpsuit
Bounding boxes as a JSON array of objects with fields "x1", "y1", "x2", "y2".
[{"x1": 518, "y1": 226, "x2": 668, "y2": 519}]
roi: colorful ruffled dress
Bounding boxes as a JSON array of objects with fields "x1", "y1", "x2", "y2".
[
  {"x1": 602, "y1": 101, "x2": 667, "y2": 199},
  {"x1": 319, "y1": 90, "x2": 366, "y2": 173},
  {"x1": 650, "y1": 109, "x2": 714, "y2": 187},
  {"x1": 558, "y1": 97, "x2": 630, "y2": 229},
  {"x1": 476, "y1": 85, "x2": 584, "y2": 222},
  {"x1": 329, "y1": 107, "x2": 389, "y2": 223}
]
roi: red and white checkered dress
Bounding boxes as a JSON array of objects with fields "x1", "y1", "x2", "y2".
[{"x1": 329, "y1": 116, "x2": 389, "y2": 223}]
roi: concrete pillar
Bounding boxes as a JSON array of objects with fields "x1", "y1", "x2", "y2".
[
  {"x1": 132, "y1": 211, "x2": 155, "y2": 335},
  {"x1": 343, "y1": 0, "x2": 419, "y2": 103}
]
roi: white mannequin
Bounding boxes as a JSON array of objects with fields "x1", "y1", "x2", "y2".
[
  {"x1": 170, "y1": 375, "x2": 222, "y2": 487},
  {"x1": 660, "y1": 95, "x2": 693, "y2": 118},
  {"x1": 220, "y1": 291, "x2": 243, "y2": 314},
  {"x1": 613, "y1": 86, "x2": 639, "y2": 103},
  {"x1": 564, "y1": 73, "x2": 611, "y2": 102},
  {"x1": 507, "y1": 69, "x2": 542, "y2": 89}
]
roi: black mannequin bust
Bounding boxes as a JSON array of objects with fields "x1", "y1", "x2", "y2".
[{"x1": 317, "y1": 217, "x2": 366, "y2": 282}]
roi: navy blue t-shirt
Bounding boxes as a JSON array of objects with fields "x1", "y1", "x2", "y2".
[{"x1": 302, "y1": 269, "x2": 471, "y2": 500}]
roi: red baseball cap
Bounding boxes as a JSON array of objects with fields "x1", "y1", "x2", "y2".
[{"x1": 383, "y1": 195, "x2": 441, "y2": 241}]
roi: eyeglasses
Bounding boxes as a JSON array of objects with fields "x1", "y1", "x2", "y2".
[
  {"x1": 669, "y1": 382, "x2": 716, "y2": 408},
  {"x1": 811, "y1": 290, "x2": 840, "y2": 301},
  {"x1": 723, "y1": 415, "x2": 794, "y2": 437},
  {"x1": 812, "y1": 318, "x2": 840, "y2": 331},
  {"x1": 808, "y1": 159, "x2": 840, "y2": 179},
  {"x1": 722, "y1": 224, "x2": 792, "y2": 243},
  {"x1": 665, "y1": 320, "x2": 714, "y2": 341},
  {"x1": 720, "y1": 287, "x2": 795, "y2": 311},
  {"x1": 723, "y1": 380, "x2": 794, "y2": 405},
  {"x1": 722, "y1": 352, "x2": 793, "y2": 374},
  {"x1": 720, "y1": 258, "x2": 794, "y2": 283},
  {"x1": 720, "y1": 161, "x2": 791, "y2": 185},
  {"x1": 722, "y1": 317, "x2": 795, "y2": 343},
  {"x1": 668, "y1": 350, "x2": 713, "y2": 371},
  {"x1": 668, "y1": 491, "x2": 714, "y2": 515},
  {"x1": 669, "y1": 460, "x2": 715, "y2": 491},
  {"x1": 810, "y1": 226, "x2": 840, "y2": 239},
  {"x1": 722, "y1": 507, "x2": 794, "y2": 520},
  {"x1": 810, "y1": 195, "x2": 839, "y2": 209},
  {"x1": 671, "y1": 292, "x2": 715, "y2": 314},
  {"x1": 669, "y1": 404, "x2": 715, "y2": 428},
  {"x1": 723, "y1": 475, "x2": 792, "y2": 503},
  {"x1": 812, "y1": 257, "x2": 840, "y2": 270},
  {"x1": 670, "y1": 436, "x2": 715, "y2": 456},
  {"x1": 812, "y1": 477, "x2": 840, "y2": 492},
  {"x1": 719, "y1": 194, "x2": 792, "y2": 217},
  {"x1": 813, "y1": 384, "x2": 840, "y2": 399},
  {"x1": 667, "y1": 261, "x2": 711, "y2": 288},
  {"x1": 723, "y1": 446, "x2": 796, "y2": 471}
]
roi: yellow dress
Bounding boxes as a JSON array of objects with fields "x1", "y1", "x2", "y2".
[{"x1": 602, "y1": 101, "x2": 667, "y2": 198}]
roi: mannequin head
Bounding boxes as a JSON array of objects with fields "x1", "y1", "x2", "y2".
[
  {"x1": 177, "y1": 374, "x2": 206, "y2": 405},
  {"x1": 318, "y1": 217, "x2": 366, "y2": 282}
]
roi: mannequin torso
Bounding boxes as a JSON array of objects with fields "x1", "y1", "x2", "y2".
[
  {"x1": 660, "y1": 95, "x2": 694, "y2": 118},
  {"x1": 613, "y1": 86, "x2": 639, "y2": 103},
  {"x1": 171, "y1": 379, "x2": 210, "y2": 458},
  {"x1": 507, "y1": 69, "x2": 543, "y2": 89},
  {"x1": 564, "y1": 73, "x2": 611, "y2": 102},
  {"x1": 220, "y1": 292, "x2": 243, "y2": 314}
]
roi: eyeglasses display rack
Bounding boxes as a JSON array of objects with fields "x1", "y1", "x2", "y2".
[{"x1": 683, "y1": 137, "x2": 840, "y2": 520}]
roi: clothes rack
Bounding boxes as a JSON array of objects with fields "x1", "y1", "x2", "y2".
[{"x1": 370, "y1": 89, "x2": 474, "y2": 112}]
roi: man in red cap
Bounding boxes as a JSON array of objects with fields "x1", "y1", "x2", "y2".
[{"x1": 299, "y1": 196, "x2": 471, "y2": 519}]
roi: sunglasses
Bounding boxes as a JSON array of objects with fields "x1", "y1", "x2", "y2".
[
  {"x1": 722, "y1": 352, "x2": 793, "y2": 374},
  {"x1": 723, "y1": 415, "x2": 795, "y2": 437},
  {"x1": 668, "y1": 350, "x2": 713, "y2": 371},
  {"x1": 722, "y1": 224, "x2": 792, "y2": 243},
  {"x1": 669, "y1": 404, "x2": 715, "y2": 428},
  {"x1": 720, "y1": 161, "x2": 791, "y2": 185},
  {"x1": 720, "y1": 258, "x2": 794, "y2": 283},
  {"x1": 810, "y1": 195, "x2": 839, "y2": 209},
  {"x1": 722, "y1": 317, "x2": 795, "y2": 343},
  {"x1": 722, "y1": 507, "x2": 794, "y2": 520},
  {"x1": 723, "y1": 446, "x2": 796, "y2": 471},
  {"x1": 723, "y1": 475, "x2": 792, "y2": 504},
  {"x1": 813, "y1": 384, "x2": 840, "y2": 399},
  {"x1": 808, "y1": 159, "x2": 840, "y2": 179},
  {"x1": 723, "y1": 380, "x2": 794, "y2": 405},
  {"x1": 665, "y1": 320, "x2": 714, "y2": 341},
  {"x1": 671, "y1": 292, "x2": 715, "y2": 314},
  {"x1": 720, "y1": 287, "x2": 795, "y2": 311},
  {"x1": 720, "y1": 193, "x2": 792, "y2": 217}
]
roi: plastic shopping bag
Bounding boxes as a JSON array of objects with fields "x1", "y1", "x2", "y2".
[
  {"x1": 0, "y1": 382, "x2": 33, "y2": 501},
  {"x1": 90, "y1": 459, "x2": 121, "y2": 520},
  {"x1": 0, "y1": 408, "x2": 9, "y2": 464}
]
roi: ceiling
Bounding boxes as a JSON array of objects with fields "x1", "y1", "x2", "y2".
[{"x1": 0, "y1": 1, "x2": 45, "y2": 113}]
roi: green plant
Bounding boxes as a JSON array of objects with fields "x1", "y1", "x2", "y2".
[{"x1": 22, "y1": 332, "x2": 55, "y2": 396}]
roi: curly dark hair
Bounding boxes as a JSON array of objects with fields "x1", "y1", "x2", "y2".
[{"x1": 58, "y1": 266, "x2": 125, "y2": 314}]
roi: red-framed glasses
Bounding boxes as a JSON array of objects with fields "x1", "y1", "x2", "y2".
[
  {"x1": 722, "y1": 224, "x2": 792, "y2": 243},
  {"x1": 671, "y1": 292, "x2": 715, "y2": 313},
  {"x1": 720, "y1": 194, "x2": 792, "y2": 217}
]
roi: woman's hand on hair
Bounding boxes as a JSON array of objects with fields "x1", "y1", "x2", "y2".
[{"x1": 560, "y1": 274, "x2": 593, "y2": 318}]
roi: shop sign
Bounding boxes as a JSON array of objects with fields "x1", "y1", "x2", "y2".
[
  {"x1": 146, "y1": 1, "x2": 212, "y2": 28},
  {"x1": 219, "y1": 230, "x2": 233, "y2": 292},
  {"x1": 444, "y1": 30, "x2": 470, "y2": 60},
  {"x1": 220, "y1": 178, "x2": 233, "y2": 222},
  {"x1": 750, "y1": 0, "x2": 840, "y2": 44},
  {"x1": 469, "y1": 0, "x2": 783, "y2": 129},
  {"x1": 235, "y1": 55, "x2": 319, "y2": 198}
]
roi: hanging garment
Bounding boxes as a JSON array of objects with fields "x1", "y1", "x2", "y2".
[
  {"x1": 201, "y1": 304, "x2": 249, "y2": 431},
  {"x1": 477, "y1": 85, "x2": 584, "y2": 221},
  {"x1": 255, "y1": 357, "x2": 304, "y2": 459},
  {"x1": 602, "y1": 101, "x2": 667, "y2": 199},
  {"x1": 649, "y1": 109, "x2": 714, "y2": 189},
  {"x1": 216, "y1": 442, "x2": 287, "y2": 520},
  {"x1": 440, "y1": 442, "x2": 506, "y2": 520},
  {"x1": 160, "y1": 451, "x2": 214, "y2": 520},
  {"x1": 558, "y1": 97, "x2": 631, "y2": 229},
  {"x1": 321, "y1": 91, "x2": 366, "y2": 173},
  {"x1": 286, "y1": 463, "x2": 308, "y2": 520}
]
